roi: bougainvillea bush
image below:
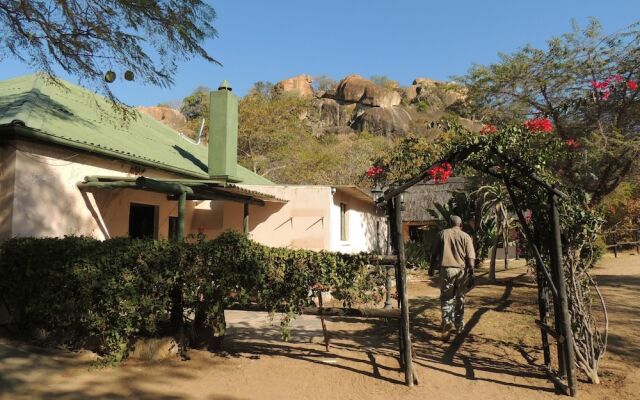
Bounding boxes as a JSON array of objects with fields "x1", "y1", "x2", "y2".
[{"x1": 0, "y1": 232, "x2": 385, "y2": 362}]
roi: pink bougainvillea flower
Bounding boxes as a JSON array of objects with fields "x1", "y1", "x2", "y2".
[
  {"x1": 480, "y1": 124, "x2": 497, "y2": 135},
  {"x1": 601, "y1": 90, "x2": 611, "y2": 101},
  {"x1": 524, "y1": 117, "x2": 553, "y2": 133},
  {"x1": 427, "y1": 162, "x2": 454, "y2": 184},
  {"x1": 613, "y1": 74, "x2": 624, "y2": 82},
  {"x1": 566, "y1": 138, "x2": 580, "y2": 149},
  {"x1": 628, "y1": 80, "x2": 638, "y2": 91},
  {"x1": 366, "y1": 166, "x2": 384, "y2": 178}
]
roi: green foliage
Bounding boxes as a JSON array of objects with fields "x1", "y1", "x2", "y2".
[
  {"x1": 180, "y1": 86, "x2": 211, "y2": 140},
  {"x1": 0, "y1": 1, "x2": 220, "y2": 106},
  {"x1": 0, "y1": 232, "x2": 384, "y2": 361},
  {"x1": 238, "y1": 90, "x2": 392, "y2": 185},
  {"x1": 458, "y1": 18, "x2": 640, "y2": 204},
  {"x1": 599, "y1": 178, "x2": 640, "y2": 229},
  {"x1": 238, "y1": 92, "x2": 311, "y2": 178},
  {"x1": 416, "y1": 100, "x2": 429, "y2": 113},
  {"x1": 427, "y1": 191, "x2": 496, "y2": 263},
  {"x1": 249, "y1": 81, "x2": 275, "y2": 99},
  {"x1": 370, "y1": 134, "x2": 443, "y2": 185}
]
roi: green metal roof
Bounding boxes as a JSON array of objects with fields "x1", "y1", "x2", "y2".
[{"x1": 0, "y1": 74, "x2": 272, "y2": 185}]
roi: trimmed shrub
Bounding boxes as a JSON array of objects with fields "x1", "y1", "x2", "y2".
[{"x1": 0, "y1": 231, "x2": 384, "y2": 360}]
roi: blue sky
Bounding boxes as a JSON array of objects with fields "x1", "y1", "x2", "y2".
[{"x1": 1, "y1": 1, "x2": 637, "y2": 105}]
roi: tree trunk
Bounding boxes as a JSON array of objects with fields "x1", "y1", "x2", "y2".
[
  {"x1": 503, "y1": 226, "x2": 509, "y2": 270},
  {"x1": 489, "y1": 232, "x2": 498, "y2": 282}
]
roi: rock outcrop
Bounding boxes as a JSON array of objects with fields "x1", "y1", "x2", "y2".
[
  {"x1": 335, "y1": 74, "x2": 401, "y2": 108},
  {"x1": 137, "y1": 106, "x2": 187, "y2": 131},
  {"x1": 413, "y1": 77, "x2": 440, "y2": 87},
  {"x1": 352, "y1": 107, "x2": 412, "y2": 136},
  {"x1": 313, "y1": 98, "x2": 341, "y2": 127},
  {"x1": 274, "y1": 73, "x2": 475, "y2": 137},
  {"x1": 274, "y1": 74, "x2": 314, "y2": 97}
]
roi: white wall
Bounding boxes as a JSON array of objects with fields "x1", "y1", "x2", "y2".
[{"x1": 329, "y1": 188, "x2": 388, "y2": 254}]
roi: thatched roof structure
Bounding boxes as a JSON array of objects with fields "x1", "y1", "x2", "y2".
[{"x1": 402, "y1": 177, "x2": 466, "y2": 222}]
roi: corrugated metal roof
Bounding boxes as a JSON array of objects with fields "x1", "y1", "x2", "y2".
[
  {"x1": 0, "y1": 74, "x2": 272, "y2": 185},
  {"x1": 225, "y1": 184, "x2": 287, "y2": 203}
]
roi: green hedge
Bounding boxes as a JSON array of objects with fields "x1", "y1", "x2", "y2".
[{"x1": 0, "y1": 231, "x2": 384, "y2": 360}]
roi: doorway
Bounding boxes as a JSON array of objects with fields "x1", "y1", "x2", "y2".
[{"x1": 129, "y1": 203, "x2": 158, "y2": 239}]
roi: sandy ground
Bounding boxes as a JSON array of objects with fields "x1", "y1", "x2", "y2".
[{"x1": 1, "y1": 252, "x2": 638, "y2": 400}]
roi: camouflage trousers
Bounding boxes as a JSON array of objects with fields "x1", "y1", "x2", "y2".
[{"x1": 439, "y1": 267, "x2": 466, "y2": 330}]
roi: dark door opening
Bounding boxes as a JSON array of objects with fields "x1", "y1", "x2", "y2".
[
  {"x1": 129, "y1": 203, "x2": 157, "y2": 239},
  {"x1": 168, "y1": 216, "x2": 179, "y2": 241}
]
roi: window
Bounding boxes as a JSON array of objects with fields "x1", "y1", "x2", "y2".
[
  {"x1": 168, "y1": 216, "x2": 179, "y2": 241},
  {"x1": 409, "y1": 226, "x2": 423, "y2": 242},
  {"x1": 128, "y1": 203, "x2": 157, "y2": 239},
  {"x1": 340, "y1": 203, "x2": 348, "y2": 241}
]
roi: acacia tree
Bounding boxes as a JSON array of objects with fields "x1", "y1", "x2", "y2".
[
  {"x1": 180, "y1": 86, "x2": 211, "y2": 140},
  {"x1": 459, "y1": 19, "x2": 640, "y2": 205},
  {"x1": 238, "y1": 90, "x2": 311, "y2": 178},
  {"x1": 0, "y1": 0, "x2": 220, "y2": 104}
]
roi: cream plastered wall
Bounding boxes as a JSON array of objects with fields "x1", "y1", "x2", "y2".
[
  {"x1": 8, "y1": 139, "x2": 195, "y2": 239},
  {"x1": 329, "y1": 189, "x2": 388, "y2": 254},
  {"x1": 0, "y1": 144, "x2": 16, "y2": 240},
  {"x1": 245, "y1": 185, "x2": 387, "y2": 253},
  {"x1": 4, "y1": 140, "x2": 386, "y2": 253},
  {"x1": 234, "y1": 185, "x2": 332, "y2": 250}
]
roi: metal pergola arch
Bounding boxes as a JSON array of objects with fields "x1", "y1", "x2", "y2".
[{"x1": 376, "y1": 148, "x2": 578, "y2": 396}]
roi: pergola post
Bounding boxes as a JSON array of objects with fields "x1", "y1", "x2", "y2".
[
  {"x1": 243, "y1": 202, "x2": 250, "y2": 234},
  {"x1": 177, "y1": 190, "x2": 186, "y2": 240},
  {"x1": 549, "y1": 191, "x2": 577, "y2": 396},
  {"x1": 392, "y1": 194, "x2": 415, "y2": 387},
  {"x1": 504, "y1": 180, "x2": 553, "y2": 369}
]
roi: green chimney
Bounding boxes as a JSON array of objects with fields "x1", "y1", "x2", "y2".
[{"x1": 208, "y1": 80, "x2": 239, "y2": 181}]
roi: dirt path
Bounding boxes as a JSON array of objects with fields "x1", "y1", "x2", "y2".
[{"x1": 1, "y1": 253, "x2": 638, "y2": 400}]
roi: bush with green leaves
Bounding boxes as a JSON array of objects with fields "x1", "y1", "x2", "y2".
[{"x1": 0, "y1": 231, "x2": 384, "y2": 361}]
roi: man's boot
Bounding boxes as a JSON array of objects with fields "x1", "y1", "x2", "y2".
[{"x1": 441, "y1": 321, "x2": 454, "y2": 342}]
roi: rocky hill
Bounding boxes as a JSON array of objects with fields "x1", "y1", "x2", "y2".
[
  {"x1": 274, "y1": 73, "x2": 481, "y2": 137},
  {"x1": 144, "y1": 74, "x2": 482, "y2": 185},
  {"x1": 145, "y1": 73, "x2": 481, "y2": 139}
]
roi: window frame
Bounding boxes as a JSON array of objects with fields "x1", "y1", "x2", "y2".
[{"x1": 340, "y1": 202, "x2": 348, "y2": 241}]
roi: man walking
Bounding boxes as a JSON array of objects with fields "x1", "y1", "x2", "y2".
[{"x1": 429, "y1": 215, "x2": 476, "y2": 341}]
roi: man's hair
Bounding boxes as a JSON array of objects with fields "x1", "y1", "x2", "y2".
[{"x1": 450, "y1": 215, "x2": 462, "y2": 227}]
